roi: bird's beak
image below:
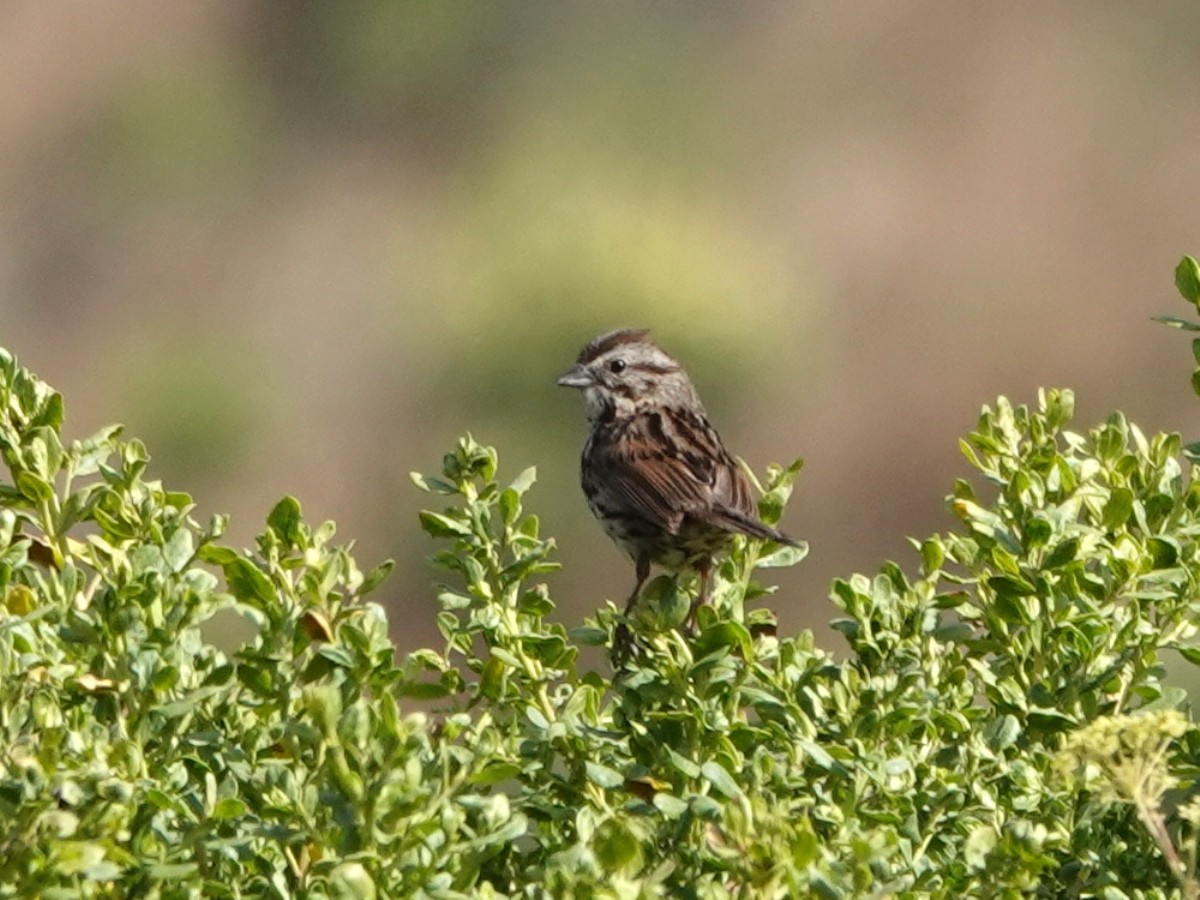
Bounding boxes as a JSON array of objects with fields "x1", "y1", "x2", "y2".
[{"x1": 556, "y1": 365, "x2": 592, "y2": 389}]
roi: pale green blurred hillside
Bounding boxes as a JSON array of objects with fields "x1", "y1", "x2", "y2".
[{"x1": 4, "y1": 2, "x2": 1200, "y2": 651}]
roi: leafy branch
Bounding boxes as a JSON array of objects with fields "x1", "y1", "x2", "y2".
[{"x1": 3, "y1": 256, "x2": 1200, "y2": 895}]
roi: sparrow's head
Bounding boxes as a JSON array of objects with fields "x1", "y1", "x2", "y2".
[{"x1": 557, "y1": 329, "x2": 701, "y2": 421}]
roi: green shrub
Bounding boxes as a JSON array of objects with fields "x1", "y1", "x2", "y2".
[{"x1": 4, "y1": 258, "x2": 1200, "y2": 897}]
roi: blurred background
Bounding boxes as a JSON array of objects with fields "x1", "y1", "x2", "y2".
[{"x1": 4, "y1": 2, "x2": 1200, "y2": 653}]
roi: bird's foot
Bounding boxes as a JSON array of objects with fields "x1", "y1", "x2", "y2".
[{"x1": 611, "y1": 621, "x2": 636, "y2": 667}]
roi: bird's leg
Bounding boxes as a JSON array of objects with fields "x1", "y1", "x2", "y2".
[
  {"x1": 623, "y1": 555, "x2": 651, "y2": 615},
  {"x1": 684, "y1": 557, "x2": 713, "y2": 634},
  {"x1": 613, "y1": 555, "x2": 651, "y2": 664}
]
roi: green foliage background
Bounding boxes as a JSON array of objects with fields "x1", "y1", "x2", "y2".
[{"x1": 4, "y1": 260, "x2": 1200, "y2": 895}]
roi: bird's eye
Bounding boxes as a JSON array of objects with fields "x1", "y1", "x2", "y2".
[{"x1": 608, "y1": 359, "x2": 627, "y2": 374}]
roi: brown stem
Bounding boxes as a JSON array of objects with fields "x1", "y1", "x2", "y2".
[{"x1": 1138, "y1": 802, "x2": 1198, "y2": 900}]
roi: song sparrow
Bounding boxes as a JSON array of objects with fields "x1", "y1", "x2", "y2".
[{"x1": 557, "y1": 328, "x2": 798, "y2": 631}]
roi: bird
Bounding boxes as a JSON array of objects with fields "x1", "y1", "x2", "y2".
[{"x1": 556, "y1": 328, "x2": 799, "y2": 635}]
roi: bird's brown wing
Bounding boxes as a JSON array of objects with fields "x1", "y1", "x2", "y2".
[{"x1": 590, "y1": 408, "x2": 761, "y2": 536}]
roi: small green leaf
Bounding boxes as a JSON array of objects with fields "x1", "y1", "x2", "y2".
[
  {"x1": 667, "y1": 748, "x2": 700, "y2": 779},
  {"x1": 756, "y1": 542, "x2": 809, "y2": 568},
  {"x1": 632, "y1": 575, "x2": 689, "y2": 631},
  {"x1": 1176, "y1": 255, "x2": 1200, "y2": 305},
  {"x1": 409, "y1": 471, "x2": 457, "y2": 494},
  {"x1": 1153, "y1": 315, "x2": 1200, "y2": 332},
  {"x1": 479, "y1": 656, "x2": 505, "y2": 700},
  {"x1": 15, "y1": 470, "x2": 52, "y2": 503},
  {"x1": 418, "y1": 511, "x2": 472, "y2": 538},
  {"x1": 694, "y1": 620, "x2": 753, "y2": 659},
  {"x1": 992, "y1": 591, "x2": 1030, "y2": 624},
  {"x1": 163, "y1": 528, "x2": 195, "y2": 573},
  {"x1": 1044, "y1": 388, "x2": 1075, "y2": 429},
  {"x1": 569, "y1": 626, "x2": 608, "y2": 645},
  {"x1": 33, "y1": 391, "x2": 64, "y2": 430},
  {"x1": 1176, "y1": 646, "x2": 1200, "y2": 666},
  {"x1": 472, "y1": 762, "x2": 522, "y2": 785},
  {"x1": 311, "y1": 646, "x2": 351, "y2": 671},
  {"x1": 700, "y1": 761, "x2": 743, "y2": 799},
  {"x1": 525, "y1": 705, "x2": 549, "y2": 730},
  {"x1": 212, "y1": 797, "x2": 247, "y2": 820},
  {"x1": 1027, "y1": 706, "x2": 1076, "y2": 727},
  {"x1": 1101, "y1": 488, "x2": 1134, "y2": 531},
  {"x1": 964, "y1": 825, "x2": 997, "y2": 872},
  {"x1": 585, "y1": 761, "x2": 624, "y2": 789},
  {"x1": 498, "y1": 488, "x2": 520, "y2": 525},
  {"x1": 1022, "y1": 516, "x2": 1051, "y2": 549},
  {"x1": 303, "y1": 683, "x2": 343, "y2": 737},
  {"x1": 5, "y1": 584, "x2": 36, "y2": 614},
  {"x1": 27, "y1": 427, "x2": 64, "y2": 482},
  {"x1": 796, "y1": 739, "x2": 838, "y2": 771},
  {"x1": 508, "y1": 466, "x2": 537, "y2": 495},
  {"x1": 593, "y1": 820, "x2": 643, "y2": 873},
  {"x1": 224, "y1": 558, "x2": 278, "y2": 606},
  {"x1": 987, "y1": 574, "x2": 1036, "y2": 598},
  {"x1": 197, "y1": 543, "x2": 239, "y2": 565},
  {"x1": 151, "y1": 665, "x2": 180, "y2": 693},
  {"x1": 1147, "y1": 536, "x2": 1179, "y2": 568},
  {"x1": 1043, "y1": 537, "x2": 1079, "y2": 569},
  {"x1": 920, "y1": 538, "x2": 945, "y2": 573},
  {"x1": 518, "y1": 587, "x2": 555, "y2": 617},
  {"x1": 985, "y1": 714, "x2": 1022, "y2": 751},
  {"x1": 652, "y1": 793, "x2": 689, "y2": 818},
  {"x1": 267, "y1": 496, "x2": 304, "y2": 545},
  {"x1": 359, "y1": 559, "x2": 394, "y2": 595},
  {"x1": 329, "y1": 862, "x2": 377, "y2": 900},
  {"x1": 437, "y1": 590, "x2": 473, "y2": 610},
  {"x1": 792, "y1": 818, "x2": 820, "y2": 869}
]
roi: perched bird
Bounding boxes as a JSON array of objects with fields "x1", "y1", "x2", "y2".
[{"x1": 557, "y1": 328, "x2": 799, "y2": 631}]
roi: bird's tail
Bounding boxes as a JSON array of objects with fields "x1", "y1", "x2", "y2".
[{"x1": 710, "y1": 504, "x2": 799, "y2": 547}]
